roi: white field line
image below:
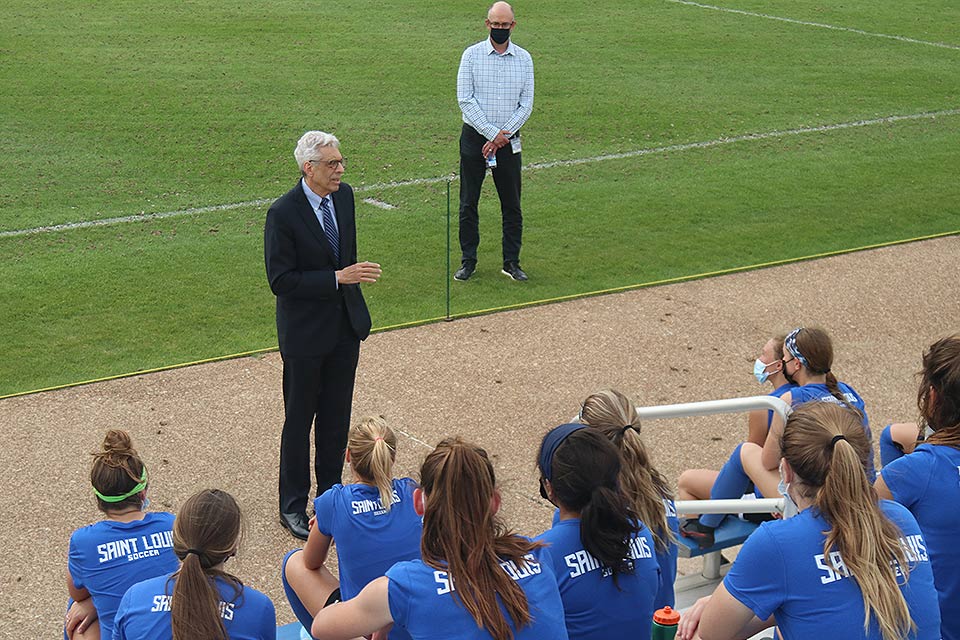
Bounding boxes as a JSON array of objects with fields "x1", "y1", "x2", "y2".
[
  {"x1": 666, "y1": 0, "x2": 960, "y2": 51},
  {"x1": 3, "y1": 108, "x2": 959, "y2": 239},
  {"x1": 361, "y1": 197, "x2": 398, "y2": 210}
]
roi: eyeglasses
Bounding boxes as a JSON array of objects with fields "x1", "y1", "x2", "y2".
[
  {"x1": 487, "y1": 21, "x2": 514, "y2": 28},
  {"x1": 310, "y1": 158, "x2": 346, "y2": 169}
]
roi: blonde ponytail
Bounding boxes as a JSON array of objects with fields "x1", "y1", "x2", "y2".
[
  {"x1": 348, "y1": 416, "x2": 398, "y2": 512},
  {"x1": 580, "y1": 390, "x2": 674, "y2": 551}
]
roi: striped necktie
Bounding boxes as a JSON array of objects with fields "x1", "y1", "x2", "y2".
[{"x1": 318, "y1": 197, "x2": 340, "y2": 265}]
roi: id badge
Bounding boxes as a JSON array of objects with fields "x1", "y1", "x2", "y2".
[{"x1": 510, "y1": 135, "x2": 522, "y2": 154}]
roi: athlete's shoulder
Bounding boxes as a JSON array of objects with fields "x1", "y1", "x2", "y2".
[
  {"x1": 878, "y1": 499, "x2": 922, "y2": 531},
  {"x1": 770, "y1": 382, "x2": 797, "y2": 398},
  {"x1": 129, "y1": 572, "x2": 175, "y2": 596},
  {"x1": 143, "y1": 511, "x2": 175, "y2": 526},
  {"x1": 240, "y1": 584, "x2": 276, "y2": 612},
  {"x1": 70, "y1": 519, "x2": 116, "y2": 545}
]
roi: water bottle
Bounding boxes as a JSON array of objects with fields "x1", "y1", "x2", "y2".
[{"x1": 651, "y1": 605, "x2": 680, "y2": 640}]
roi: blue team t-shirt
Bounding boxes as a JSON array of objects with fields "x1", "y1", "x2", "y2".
[
  {"x1": 313, "y1": 478, "x2": 423, "y2": 600},
  {"x1": 386, "y1": 544, "x2": 568, "y2": 639},
  {"x1": 657, "y1": 498, "x2": 680, "y2": 608},
  {"x1": 551, "y1": 499, "x2": 678, "y2": 609},
  {"x1": 723, "y1": 500, "x2": 941, "y2": 639},
  {"x1": 535, "y1": 518, "x2": 660, "y2": 640},
  {"x1": 766, "y1": 382, "x2": 797, "y2": 429},
  {"x1": 882, "y1": 443, "x2": 960, "y2": 640},
  {"x1": 790, "y1": 382, "x2": 874, "y2": 478},
  {"x1": 68, "y1": 512, "x2": 179, "y2": 640},
  {"x1": 112, "y1": 572, "x2": 276, "y2": 639}
]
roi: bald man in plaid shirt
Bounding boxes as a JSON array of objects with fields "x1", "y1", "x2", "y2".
[{"x1": 456, "y1": 1, "x2": 534, "y2": 282}]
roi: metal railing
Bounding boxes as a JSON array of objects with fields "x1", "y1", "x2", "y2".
[
  {"x1": 635, "y1": 394, "x2": 790, "y2": 424},
  {"x1": 674, "y1": 498, "x2": 784, "y2": 515},
  {"x1": 634, "y1": 395, "x2": 793, "y2": 582}
]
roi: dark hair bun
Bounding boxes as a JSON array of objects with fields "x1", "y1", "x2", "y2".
[{"x1": 96, "y1": 430, "x2": 138, "y2": 466}]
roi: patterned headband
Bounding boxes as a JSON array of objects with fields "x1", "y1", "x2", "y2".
[{"x1": 784, "y1": 327, "x2": 809, "y2": 368}]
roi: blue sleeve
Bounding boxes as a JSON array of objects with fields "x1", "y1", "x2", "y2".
[
  {"x1": 386, "y1": 564, "x2": 412, "y2": 630},
  {"x1": 257, "y1": 593, "x2": 277, "y2": 640},
  {"x1": 881, "y1": 451, "x2": 933, "y2": 510},
  {"x1": 313, "y1": 486, "x2": 339, "y2": 537},
  {"x1": 68, "y1": 531, "x2": 85, "y2": 590},
  {"x1": 722, "y1": 525, "x2": 786, "y2": 621},
  {"x1": 112, "y1": 588, "x2": 132, "y2": 640}
]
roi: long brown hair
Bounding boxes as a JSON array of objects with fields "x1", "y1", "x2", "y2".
[
  {"x1": 170, "y1": 489, "x2": 244, "y2": 640},
  {"x1": 419, "y1": 438, "x2": 539, "y2": 640},
  {"x1": 580, "y1": 389, "x2": 674, "y2": 551},
  {"x1": 90, "y1": 430, "x2": 147, "y2": 513},
  {"x1": 781, "y1": 403, "x2": 912, "y2": 640},
  {"x1": 919, "y1": 335, "x2": 960, "y2": 450},
  {"x1": 348, "y1": 415, "x2": 398, "y2": 511}
]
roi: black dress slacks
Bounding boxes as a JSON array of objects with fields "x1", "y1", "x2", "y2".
[
  {"x1": 458, "y1": 123, "x2": 523, "y2": 265},
  {"x1": 278, "y1": 310, "x2": 360, "y2": 515}
]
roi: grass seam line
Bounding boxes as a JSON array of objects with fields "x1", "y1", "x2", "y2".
[
  {"x1": 3, "y1": 108, "x2": 959, "y2": 238},
  {"x1": 2, "y1": 230, "x2": 956, "y2": 401},
  {"x1": 666, "y1": 0, "x2": 960, "y2": 51}
]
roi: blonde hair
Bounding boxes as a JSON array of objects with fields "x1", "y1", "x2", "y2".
[
  {"x1": 781, "y1": 403, "x2": 913, "y2": 640},
  {"x1": 348, "y1": 416, "x2": 397, "y2": 512},
  {"x1": 580, "y1": 389, "x2": 674, "y2": 552}
]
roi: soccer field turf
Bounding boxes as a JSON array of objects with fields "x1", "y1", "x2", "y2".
[{"x1": 2, "y1": 0, "x2": 958, "y2": 395}]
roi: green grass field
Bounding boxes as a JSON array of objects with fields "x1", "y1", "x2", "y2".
[{"x1": 2, "y1": 0, "x2": 958, "y2": 396}]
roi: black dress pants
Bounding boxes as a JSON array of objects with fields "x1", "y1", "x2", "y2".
[
  {"x1": 458, "y1": 123, "x2": 523, "y2": 265},
  {"x1": 278, "y1": 320, "x2": 360, "y2": 515}
]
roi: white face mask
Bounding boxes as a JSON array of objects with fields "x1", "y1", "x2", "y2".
[{"x1": 778, "y1": 461, "x2": 798, "y2": 519}]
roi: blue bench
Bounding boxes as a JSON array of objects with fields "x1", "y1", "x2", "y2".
[
  {"x1": 676, "y1": 517, "x2": 759, "y2": 579},
  {"x1": 277, "y1": 621, "x2": 307, "y2": 640}
]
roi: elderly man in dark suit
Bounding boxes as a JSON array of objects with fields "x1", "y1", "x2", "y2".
[{"x1": 264, "y1": 130, "x2": 381, "y2": 539}]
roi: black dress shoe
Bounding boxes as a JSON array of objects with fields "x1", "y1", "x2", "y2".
[
  {"x1": 279, "y1": 511, "x2": 310, "y2": 540},
  {"x1": 454, "y1": 261, "x2": 476, "y2": 281},
  {"x1": 501, "y1": 261, "x2": 528, "y2": 281}
]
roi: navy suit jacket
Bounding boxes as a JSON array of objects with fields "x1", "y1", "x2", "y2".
[{"x1": 264, "y1": 180, "x2": 372, "y2": 357}]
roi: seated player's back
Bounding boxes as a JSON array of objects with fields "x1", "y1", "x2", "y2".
[{"x1": 113, "y1": 573, "x2": 275, "y2": 640}]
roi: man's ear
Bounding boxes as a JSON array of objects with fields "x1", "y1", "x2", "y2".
[{"x1": 413, "y1": 488, "x2": 425, "y2": 517}]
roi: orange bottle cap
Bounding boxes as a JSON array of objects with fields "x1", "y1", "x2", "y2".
[{"x1": 653, "y1": 606, "x2": 681, "y2": 625}]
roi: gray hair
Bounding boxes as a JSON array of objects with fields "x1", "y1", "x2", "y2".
[{"x1": 294, "y1": 130, "x2": 340, "y2": 170}]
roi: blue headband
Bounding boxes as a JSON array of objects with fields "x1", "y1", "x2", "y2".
[
  {"x1": 538, "y1": 423, "x2": 586, "y2": 480},
  {"x1": 784, "y1": 327, "x2": 809, "y2": 368}
]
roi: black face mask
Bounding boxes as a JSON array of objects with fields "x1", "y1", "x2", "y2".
[
  {"x1": 781, "y1": 359, "x2": 796, "y2": 385},
  {"x1": 490, "y1": 27, "x2": 511, "y2": 44}
]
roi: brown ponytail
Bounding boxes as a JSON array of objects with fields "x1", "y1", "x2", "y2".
[
  {"x1": 171, "y1": 489, "x2": 244, "y2": 640},
  {"x1": 580, "y1": 390, "x2": 674, "y2": 552},
  {"x1": 919, "y1": 335, "x2": 960, "y2": 450},
  {"x1": 794, "y1": 328, "x2": 862, "y2": 417},
  {"x1": 781, "y1": 403, "x2": 912, "y2": 640},
  {"x1": 348, "y1": 416, "x2": 398, "y2": 512},
  {"x1": 419, "y1": 438, "x2": 539, "y2": 640},
  {"x1": 90, "y1": 430, "x2": 147, "y2": 512}
]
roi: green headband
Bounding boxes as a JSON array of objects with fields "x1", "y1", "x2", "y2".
[{"x1": 94, "y1": 468, "x2": 148, "y2": 503}]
